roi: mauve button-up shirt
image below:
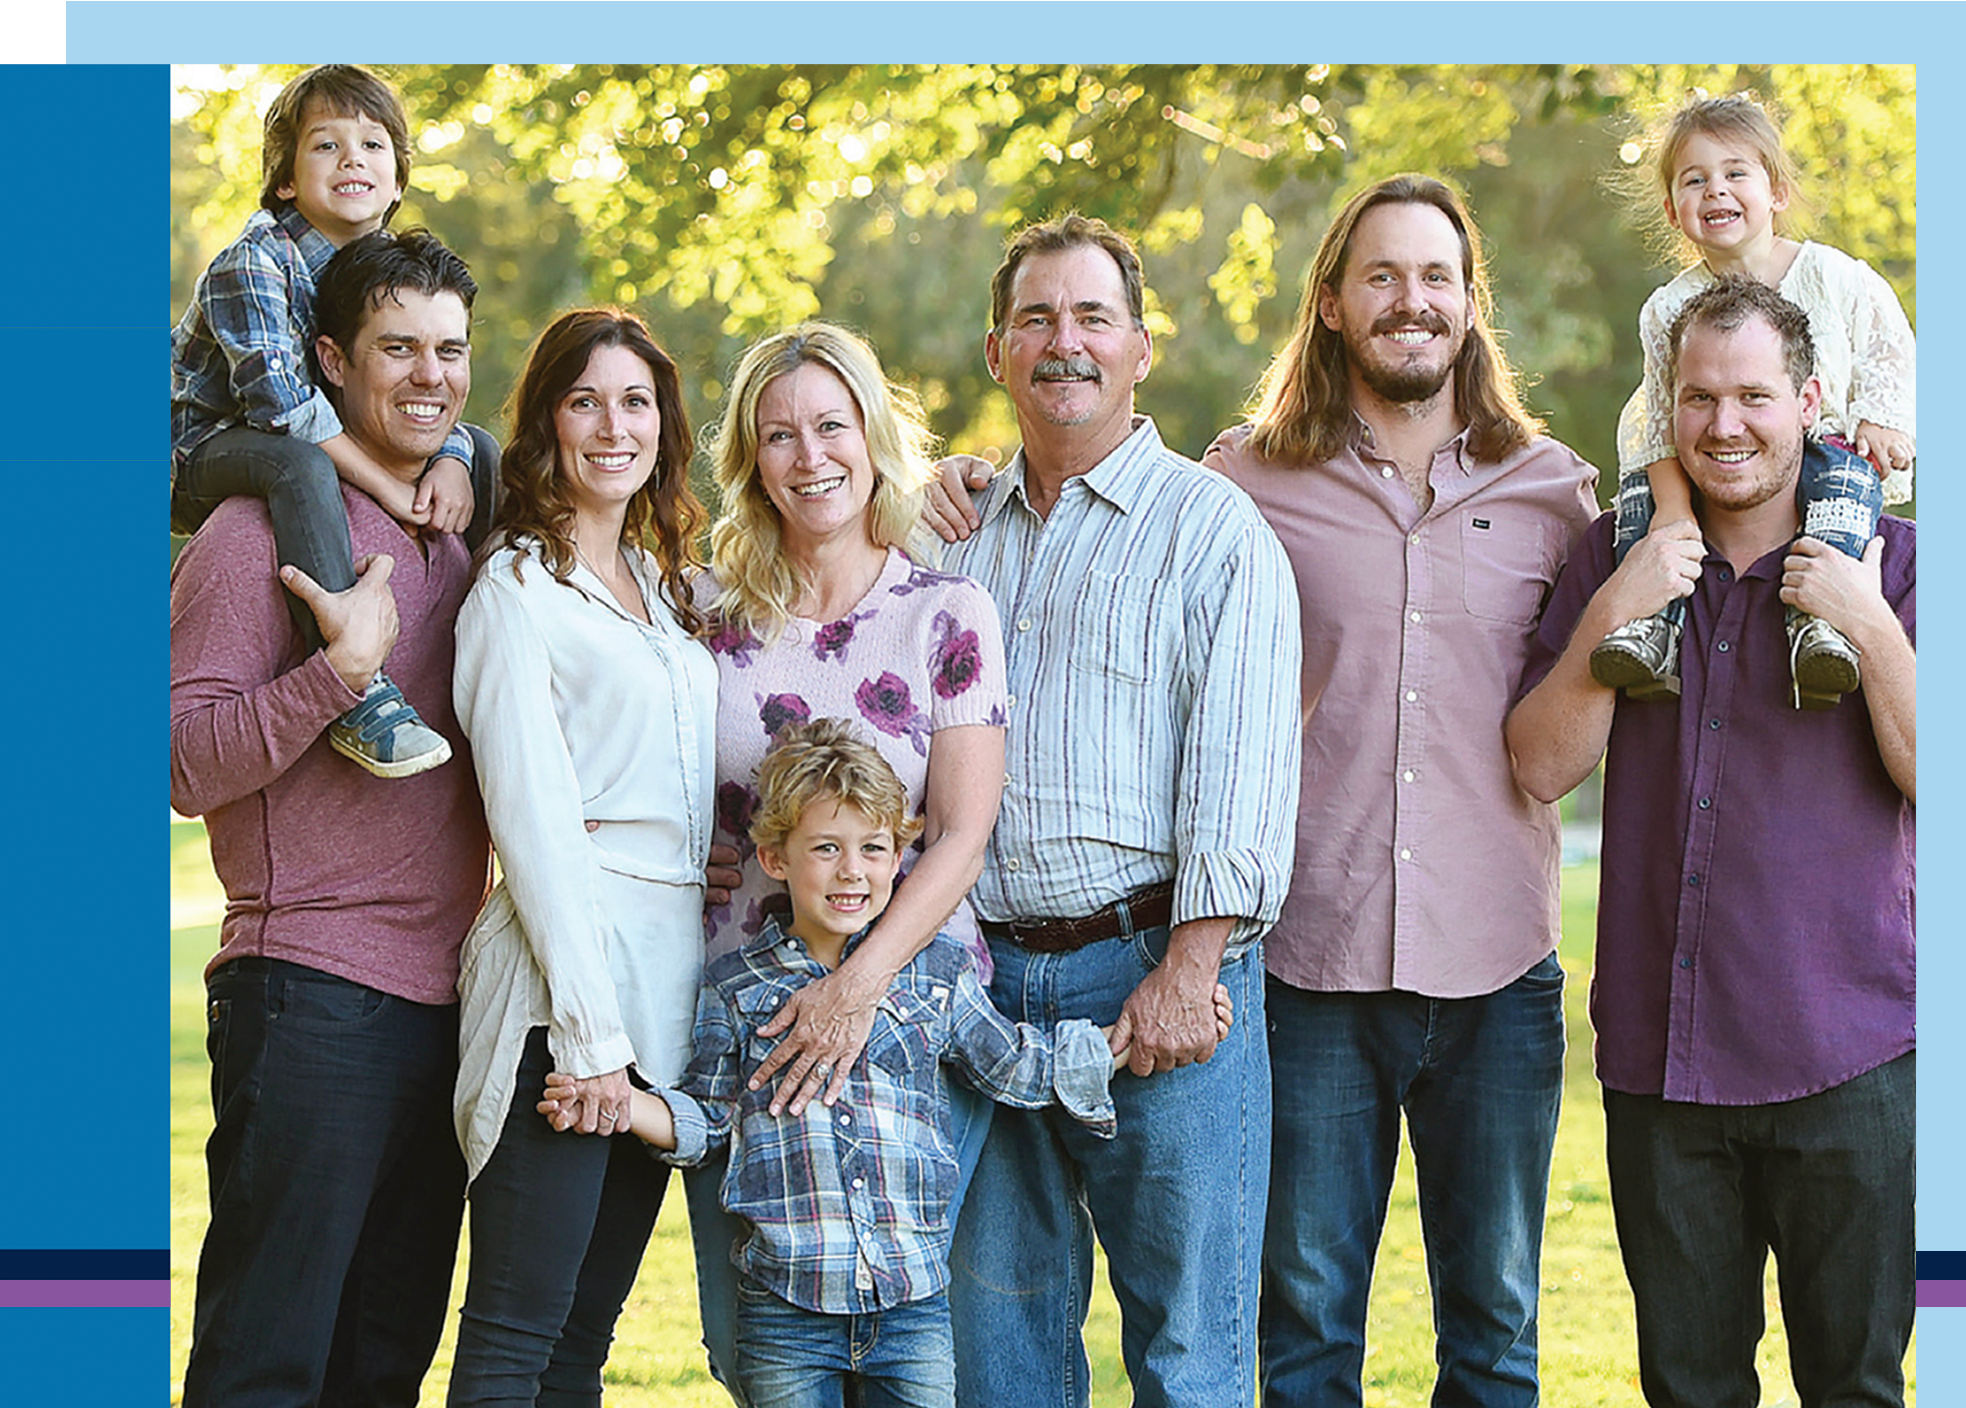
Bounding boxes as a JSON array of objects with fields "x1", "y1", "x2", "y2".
[
  {"x1": 1522, "y1": 513, "x2": 1916, "y2": 1105},
  {"x1": 1207, "y1": 421, "x2": 1598, "y2": 998}
]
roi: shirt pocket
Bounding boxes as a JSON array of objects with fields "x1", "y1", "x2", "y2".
[
  {"x1": 733, "y1": 977, "x2": 805, "y2": 1068},
  {"x1": 1067, "y1": 570, "x2": 1173, "y2": 685},
  {"x1": 864, "y1": 986, "x2": 943, "y2": 1079},
  {"x1": 1460, "y1": 515, "x2": 1551, "y2": 626}
]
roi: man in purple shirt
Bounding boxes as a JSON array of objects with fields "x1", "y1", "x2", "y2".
[
  {"x1": 170, "y1": 229, "x2": 493, "y2": 1407},
  {"x1": 1204, "y1": 175, "x2": 1598, "y2": 1405},
  {"x1": 1508, "y1": 277, "x2": 1914, "y2": 1407}
]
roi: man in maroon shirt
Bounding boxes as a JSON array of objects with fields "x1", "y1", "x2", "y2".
[
  {"x1": 170, "y1": 229, "x2": 493, "y2": 1408},
  {"x1": 1508, "y1": 276, "x2": 1914, "y2": 1407}
]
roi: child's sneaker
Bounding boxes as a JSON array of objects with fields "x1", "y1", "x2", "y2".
[
  {"x1": 329, "y1": 673, "x2": 453, "y2": 778},
  {"x1": 1589, "y1": 611, "x2": 1682, "y2": 700},
  {"x1": 1789, "y1": 611, "x2": 1861, "y2": 710}
]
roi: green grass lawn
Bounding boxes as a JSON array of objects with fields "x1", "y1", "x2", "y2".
[{"x1": 168, "y1": 818, "x2": 1912, "y2": 1406}]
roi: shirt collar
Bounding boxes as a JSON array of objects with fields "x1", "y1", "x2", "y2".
[
  {"x1": 273, "y1": 201, "x2": 340, "y2": 277},
  {"x1": 746, "y1": 913, "x2": 875, "y2": 967},
  {"x1": 1351, "y1": 412, "x2": 1476, "y2": 476},
  {"x1": 979, "y1": 415, "x2": 1163, "y2": 527}
]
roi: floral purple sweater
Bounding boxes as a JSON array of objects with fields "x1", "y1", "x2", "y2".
[{"x1": 700, "y1": 548, "x2": 1008, "y2": 974}]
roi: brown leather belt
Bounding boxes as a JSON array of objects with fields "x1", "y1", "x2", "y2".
[{"x1": 980, "y1": 881, "x2": 1175, "y2": 954}]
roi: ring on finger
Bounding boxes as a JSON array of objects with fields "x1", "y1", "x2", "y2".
[{"x1": 814, "y1": 1061, "x2": 834, "y2": 1079}]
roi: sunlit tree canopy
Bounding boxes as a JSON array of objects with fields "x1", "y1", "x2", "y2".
[{"x1": 172, "y1": 63, "x2": 1915, "y2": 510}]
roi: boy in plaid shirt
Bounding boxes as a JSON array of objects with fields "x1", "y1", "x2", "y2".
[
  {"x1": 542, "y1": 718, "x2": 1230, "y2": 1407},
  {"x1": 172, "y1": 64, "x2": 494, "y2": 778}
]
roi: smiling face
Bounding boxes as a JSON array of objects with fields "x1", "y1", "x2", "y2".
[
  {"x1": 277, "y1": 101, "x2": 405, "y2": 246},
  {"x1": 985, "y1": 242, "x2": 1152, "y2": 447},
  {"x1": 1318, "y1": 200, "x2": 1471, "y2": 411},
  {"x1": 553, "y1": 343, "x2": 663, "y2": 529},
  {"x1": 1664, "y1": 129, "x2": 1787, "y2": 263},
  {"x1": 1672, "y1": 312, "x2": 1820, "y2": 523},
  {"x1": 758, "y1": 797, "x2": 901, "y2": 965},
  {"x1": 754, "y1": 361, "x2": 878, "y2": 553},
  {"x1": 316, "y1": 288, "x2": 471, "y2": 485}
]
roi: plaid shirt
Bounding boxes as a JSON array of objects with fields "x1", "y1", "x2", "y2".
[
  {"x1": 170, "y1": 203, "x2": 471, "y2": 473},
  {"x1": 662, "y1": 920, "x2": 1116, "y2": 1314}
]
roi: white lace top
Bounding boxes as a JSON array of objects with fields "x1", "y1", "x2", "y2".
[{"x1": 1617, "y1": 241, "x2": 1916, "y2": 503}]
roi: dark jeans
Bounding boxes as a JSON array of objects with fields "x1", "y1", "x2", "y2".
[
  {"x1": 1260, "y1": 957, "x2": 1566, "y2": 1408},
  {"x1": 1604, "y1": 1052, "x2": 1915, "y2": 1408},
  {"x1": 447, "y1": 1026, "x2": 671, "y2": 1408},
  {"x1": 182, "y1": 958, "x2": 466, "y2": 1408},
  {"x1": 172, "y1": 424, "x2": 501, "y2": 648}
]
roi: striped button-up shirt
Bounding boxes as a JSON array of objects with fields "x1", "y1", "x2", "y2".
[
  {"x1": 171, "y1": 203, "x2": 472, "y2": 472},
  {"x1": 945, "y1": 416, "x2": 1302, "y2": 953},
  {"x1": 662, "y1": 923, "x2": 1115, "y2": 1314}
]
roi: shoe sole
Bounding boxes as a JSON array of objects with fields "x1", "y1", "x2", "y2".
[
  {"x1": 330, "y1": 734, "x2": 454, "y2": 779},
  {"x1": 1589, "y1": 644, "x2": 1677, "y2": 696},
  {"x1": 1794, "y1": 651, "x2": 1860, "y2": 700}
]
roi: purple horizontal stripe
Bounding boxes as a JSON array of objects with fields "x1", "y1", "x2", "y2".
[
  {"x1": 1915, "y1": 1280, "x2": 1966, "y2": 1309},
  {"x1": 0, "y1": 1280, "x2": 170, "y2": 1308}
]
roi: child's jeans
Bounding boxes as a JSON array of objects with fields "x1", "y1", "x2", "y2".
[
  {"x1": 171, "y1": 424, "x2": 500, "y2": 648},
  {"x1": 1612, "y1": 437, "x2": 1883, "y2": 564},
  {"x1": 735, "y1": 1281, "x2": 954, "y2": 1408}
]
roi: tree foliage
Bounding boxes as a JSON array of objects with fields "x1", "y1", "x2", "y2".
[{"x1": 171, "y1": 63, "x2": 1915, "y2": 505}]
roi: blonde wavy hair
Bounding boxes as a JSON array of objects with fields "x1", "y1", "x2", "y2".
[
  {"x1": 750, "y1": 718, "x2": 925, "y2": 857},
  {"x1": 708, "y1": 323, "x2": 937, "y2": 642}
]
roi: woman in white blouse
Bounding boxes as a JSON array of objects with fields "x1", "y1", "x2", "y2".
[{"x1": 446, "y1": 310, "x2": 717, "y2": 1407}]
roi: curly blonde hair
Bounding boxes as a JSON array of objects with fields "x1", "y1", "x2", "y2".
[
  {"x1": 707, "y1": 323, "x2": 936, "y2": 642},
  {"x1": 750, "y1": 718, "x2": 925, "y2": 856}
]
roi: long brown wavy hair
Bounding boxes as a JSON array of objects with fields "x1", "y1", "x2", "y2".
[
  {"x1": 1246, "y1": 174, "x2": 1542, "y2": 467},
  {"x1": 490, "y1": 308, "x2": 705, "y2": 634}
]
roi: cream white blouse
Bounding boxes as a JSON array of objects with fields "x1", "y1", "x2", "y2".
[{"x1": 451, "y1": 537, "x2": 717, "y2": 1181}]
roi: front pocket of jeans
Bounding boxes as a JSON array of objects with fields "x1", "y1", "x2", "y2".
[{"x1": 272, "y1": 969, "x2": 388, "y2": 1029}]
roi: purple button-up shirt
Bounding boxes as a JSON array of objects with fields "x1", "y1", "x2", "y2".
[
  {"x1": 1208, "y1": 421, "x2": 1598, "y2": 997},
  {"x1": 1523, "y1": 512, "x2": 1915, "y2": 1105}
]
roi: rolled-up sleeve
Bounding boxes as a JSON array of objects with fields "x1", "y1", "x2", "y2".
[{"x1": 1174, "y1": 513, "x2": 1303, "y2": 944}]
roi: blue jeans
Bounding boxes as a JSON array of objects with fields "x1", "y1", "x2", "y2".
[
  {"x1": 947, "y1": 930, "x2": 1270, "y2": 1408},
  {"x1": 172, "y1": 423, "x2": 502, "y2": 648},
  {"x1": 735, "y1": 1282, "x2": 956, "y2": 1408},
  {"x1": 183, "y1": 958, "x2": 466, "y2": 1408},
  {"x1": 1613, "y1": 437, "x2": 1882, "y2": 562},
  {"x1": 1603, "y1": 1052, "x2": 1914, "y2": 1408},
  {"x1": 1261, "y1": 956, "x2": 1565, "y2": 1408},
  {"x1": 688, "y1": 1071, "x2": 994, "y2": 1407},
  {"x1": 447, "y1": 1026, "x2": 671, "y2": 1407}
]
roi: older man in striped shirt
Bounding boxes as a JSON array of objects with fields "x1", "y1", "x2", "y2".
[{"x1": 938, "y1": 213, "x2": 1303, "y2": 1408}]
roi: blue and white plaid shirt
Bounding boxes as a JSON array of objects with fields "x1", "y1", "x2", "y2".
[
  {"x1": 945, "y1": 416, "x2": 1304, "y2": 953},
  {"x1": 170, "y1": 203, "x2": 471, "y2": 473},
  {"x1": 661, "y1": 920, "x2": 1115, "y2": 1314}
]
